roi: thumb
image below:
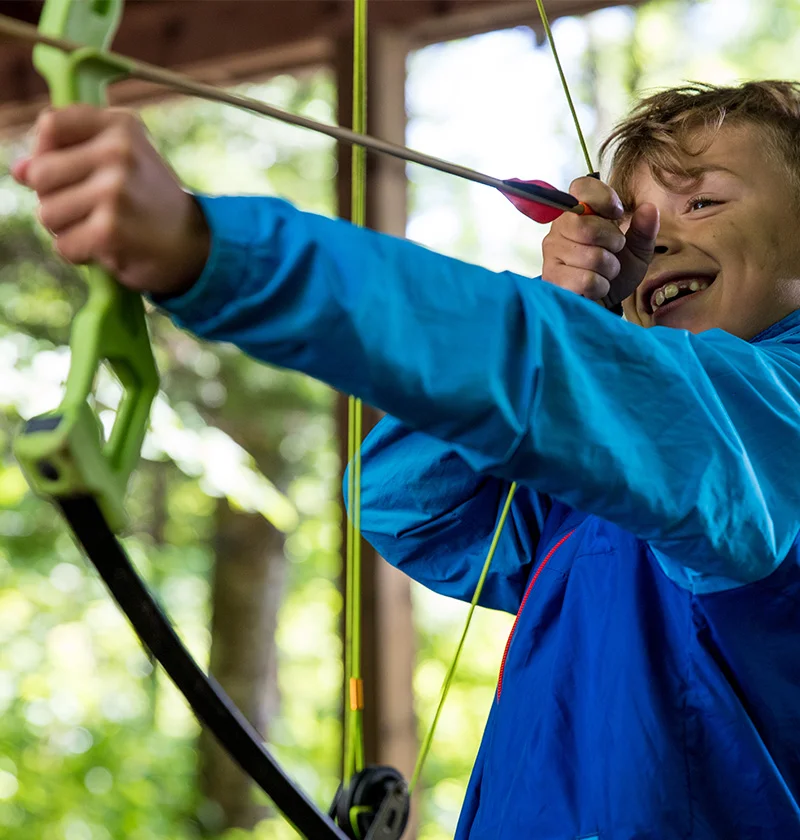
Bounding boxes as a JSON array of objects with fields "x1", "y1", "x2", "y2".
[
  {"x1": 625, "y1": 202, "x2": 660, "y2": 264},
  {"x1": 605, "y1": 203, "x2": 660, "y2": 307}
]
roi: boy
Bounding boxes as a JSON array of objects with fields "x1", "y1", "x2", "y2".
[{"x1": 13, "y1": 81, "x2": 800, "y2": 838}]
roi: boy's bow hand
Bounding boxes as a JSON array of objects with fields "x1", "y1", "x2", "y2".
[
  {"x1": 11, "y1": 105, "x2": 209, "y2": 299},
  {"x1": 542, "y1": 175, "x2": 660, "y2": 309}
]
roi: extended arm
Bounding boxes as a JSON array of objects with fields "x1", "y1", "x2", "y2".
[{"x1": 161, "y1": 195, "x2": 800, "y2": 586}]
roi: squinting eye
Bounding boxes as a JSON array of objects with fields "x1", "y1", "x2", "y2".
[{"x1": 688, "y1": 196, "x2": 720, "y2": 212}]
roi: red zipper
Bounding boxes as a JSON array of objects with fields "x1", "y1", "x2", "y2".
[{"x1": 496, "y1": 529, "x2": 575, "y2": 701}]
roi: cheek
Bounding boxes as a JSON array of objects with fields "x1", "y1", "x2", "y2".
[
  {"x1": 766, "y1": 225, "x2": 787, "y2": 260},
  {"x1": 733, "y1": 221, "x2": 795, "y2": 285},
  {"x1": 727, "y1": 210, "x2": 791, "y2": 272}
]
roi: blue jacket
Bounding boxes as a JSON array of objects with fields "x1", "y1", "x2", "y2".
[{"x1": 162, "y1": 195, "x2": 800, "y2": 839}]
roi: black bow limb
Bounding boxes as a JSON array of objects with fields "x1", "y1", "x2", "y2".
[{"x1": 58, "y1": 495, "x2": 349, "y2": 840}]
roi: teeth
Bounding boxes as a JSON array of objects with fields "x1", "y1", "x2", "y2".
[{"x1": 651, "y1": 278, "x2": 712, "y2": 312}]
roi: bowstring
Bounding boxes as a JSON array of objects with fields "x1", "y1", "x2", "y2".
[
  {"x1": 343, "y1": 0, "x2": 368, "y2": 787},
  {"x1": 534, "y1": 0, "x2": 594, "y2": 173},
  {"x1": 408, "y1": 0, "x2": 593, "y2": 797},
  {"x1": 408, "y1": 483, "x2": 517, "y2": 794}
]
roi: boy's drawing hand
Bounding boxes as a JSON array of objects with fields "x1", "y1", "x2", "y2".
[
  {"x1": 11, "y1": 105, "x2": 209, "y2": 298},
  {"x1": 541, "y1": 176, "x2": 660, "y2": 310}
]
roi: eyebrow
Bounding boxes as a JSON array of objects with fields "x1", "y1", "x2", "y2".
[{"x1": 680, "y1": 164, "x2": 738, "y2": 179}]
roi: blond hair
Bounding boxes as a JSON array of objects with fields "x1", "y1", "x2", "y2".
[{"x1": 601, "y1": 81, "x2": 800, "y2": 208}]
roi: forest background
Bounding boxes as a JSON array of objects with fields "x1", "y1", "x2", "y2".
[{"x1": 0, "y1": 0, "x2": 795, "y2": 838}]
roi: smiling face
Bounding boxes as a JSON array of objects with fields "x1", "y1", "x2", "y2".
[{"x1": 620, "y1": 124, "x2": 800, "y2": 339}]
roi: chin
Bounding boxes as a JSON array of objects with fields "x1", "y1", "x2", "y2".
[{"x1": 653, "y1": 310, "x2": 716, "y2": 333}]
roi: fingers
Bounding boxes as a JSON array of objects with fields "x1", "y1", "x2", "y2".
[
  {"x1": 31, "y1": 105, "x2": 126, "y2": 155},
  {"x1": 14, "y1": 103, "x2": 210, "y2": 297},
  {"x1": 569, "y1": 175, "x2": 625, "y2": 220},
  {"x1": 544, "y1": 263, "x2": 611, "y2": 301},
  {"x1": 20, "y1": 108, "x2": 141, "y2": 197},
  {"x1": 43, "y1": 175, "x2": 132, "y2": 268},
  {"x1": 541, "y1": 177, "x2": 661, "y2": 308},
  {"x1": 544, "y1": 236, "x2": 621, "y2": 283},
  {"x1": 53, "y1": 203, "x2": 125, "y2": 270},
  {"x1": 14, "y1": 105, "x2": 143, "y2": 267},
  {"x1": 555, "y1": 212, "x2": 626, "y2": 253},
  {"x1": 541, "y1": 178, "x2": 627, "y2": 302},
  {"x1": 37, "y1": 163, "x2": 128, "y2": 235}
]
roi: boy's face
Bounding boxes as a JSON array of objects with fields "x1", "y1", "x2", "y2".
[{"x1": 621, "y1": 124, "x2": 800, "y2": 339}]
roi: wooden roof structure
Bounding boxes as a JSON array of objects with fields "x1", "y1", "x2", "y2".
[{"x1": 0, "y1": 0, "x2": 642, "y2": 130}]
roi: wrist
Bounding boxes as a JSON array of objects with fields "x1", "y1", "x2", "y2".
[{"x1": 158, "y1": 193, "x2": 211, "y2": 300}]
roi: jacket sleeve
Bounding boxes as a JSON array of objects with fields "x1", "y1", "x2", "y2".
[
  {"x1": 347, "y1": 414, "x2": 550, "y2": 613},
  {"x1": 160, "y1": 195, "x2": 800, "y2": 589}
]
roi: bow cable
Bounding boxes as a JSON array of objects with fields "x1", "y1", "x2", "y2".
[
  {"x1": 344, "y1": 0, "x2": 368, "y2": 789},
  {"x1": 408, "y1": 485, "x2": 517, "y2": 794},
  {"x1": 407, "y1": 0, "x2": 594, "y2": 795}
]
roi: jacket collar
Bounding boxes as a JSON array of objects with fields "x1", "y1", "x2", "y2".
[{"x1": 751, "y1": 309, "x2": 800, "y2": 344}]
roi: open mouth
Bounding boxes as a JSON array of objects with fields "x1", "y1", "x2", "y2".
[{"x1": 647, "y1": 276, "x2": 716, "y2": 318}]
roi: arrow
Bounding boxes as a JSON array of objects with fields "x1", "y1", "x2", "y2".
[{"x1": 0, "y1": 11, "x2": 588, "y2": 220}]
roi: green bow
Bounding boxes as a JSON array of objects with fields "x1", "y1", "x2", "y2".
[{"x1": 13, "y1": 0, "x2": 158, "y2": 533}]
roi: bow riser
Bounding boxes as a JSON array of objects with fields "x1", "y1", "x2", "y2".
[{"x1": 14, "y1": 0, "x2": 158, "y2": 532}]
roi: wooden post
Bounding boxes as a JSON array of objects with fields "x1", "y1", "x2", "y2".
[{"x1": 335, "y1": 20, "x2": 419, "y2": 836}]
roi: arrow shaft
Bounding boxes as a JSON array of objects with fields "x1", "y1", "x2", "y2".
[{"x1": 0, "y1": 12, "x2": 582, "y2": 214}]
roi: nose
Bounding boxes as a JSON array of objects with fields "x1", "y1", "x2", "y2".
[
  {"x1": 651, "y1": 211, "x2": 683, "y2": 256},
  {"x1": 653, "y1": 228, "x2": 682, "y2": 256}
]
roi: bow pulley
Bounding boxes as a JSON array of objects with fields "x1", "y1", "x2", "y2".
[{"x1": 330, "y1": 766, "x2": 410, "y2": 840}]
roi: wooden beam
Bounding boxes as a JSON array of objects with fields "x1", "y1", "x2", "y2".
[
  {"x1": 408, "y1": 0, "x2": 646, "y2": 44},
  {"x1": 0, "y1": 0, "x2": 339, "y2": 133},
  {"x1": 0, "y1": 37, "x2": 333, "y2": 135}
]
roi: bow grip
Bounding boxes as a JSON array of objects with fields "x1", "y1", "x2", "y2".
[{"x1": 14, "y1": 0, "x2": 157, "y2": 532}]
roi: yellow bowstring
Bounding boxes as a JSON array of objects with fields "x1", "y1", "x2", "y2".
[
  {"x1": 344, "y1": 0, "x2": 368, "y2": 787},
  {"x1": 534, "y1": 0, "x2": 594, "y2": 173},
  {"x1": 408, "y1": 482, "x2": 517, "y2": 794}
]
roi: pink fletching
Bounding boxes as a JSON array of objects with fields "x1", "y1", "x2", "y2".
[{"x1": 503, "y1": 178, "x2": 565, "y2": 224}]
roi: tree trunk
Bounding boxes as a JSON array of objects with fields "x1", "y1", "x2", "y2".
[{"x1": 197, "y1": 499, "x2": 286, "y2": 832}]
